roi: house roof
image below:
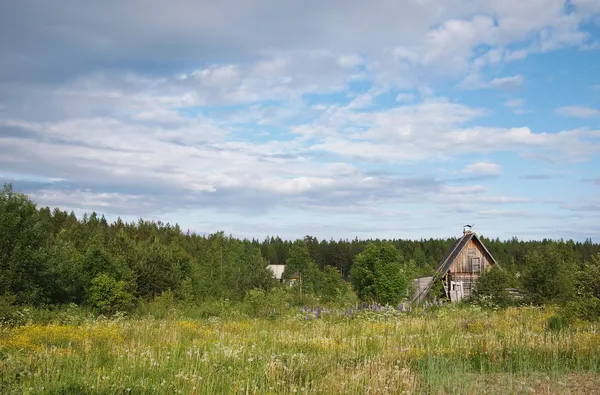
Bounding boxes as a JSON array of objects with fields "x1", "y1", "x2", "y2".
[
  {"x1": 266, "y1": 265, "x2": 301, "y2": 280},
  {"x1": 435, "y1": 231, "x2": 499, "y2": 276},
  {"x1": 266, "y1": 264, "x2": 285, "y2": 280}
]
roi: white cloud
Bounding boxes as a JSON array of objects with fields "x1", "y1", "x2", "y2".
[
  {"x1": 555, "y1": 106, "x2": 600, "y2": 118},
  {"x1": 460, "y1": 74, "x2": 525, "y2": 90},
  {"x1": 504, "y1": 99, "x2": 525, "y2": 108},
  {"x1": 306, "y1": 99, "x2": 599, "y2": 163},
  {"x1": 29, "y1": 189, "x2": 156, "y2": 214},
  {"x1": 395, "y1": 93, "x2": 415, "y2": 103},
  {"x1": 442, "y1": 185, "x2": 489, "y2": 195},
  {"x1": 489, "y1": 75, "x2": 525, "y2": 89},
  {"x1": 4, "y1": 0, "x2": 596, "y2": 94},
  {"x1": 463, "y1": 162, "x2": 502, "y2": 175},
  {"x1": 347, "y1": 93, "x2": 374, "y2": 109},
  {"x1": 1, "y1": 1, "x2": 600, "y2": 239},
  {"x1": 2, "y1": 75, "x2": 598, "y2": 225},
  {"x1": 504, "y1": 98, "x2": 531, "y2": 114}
]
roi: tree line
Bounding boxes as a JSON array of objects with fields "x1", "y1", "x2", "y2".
[{"x1": 1, "y1": 183, "x2": 600, "y2": 317}]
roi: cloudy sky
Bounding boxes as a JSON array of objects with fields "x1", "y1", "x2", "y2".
[{"x1": 1, "y1": 1, "x2": 600, "y2": 241}]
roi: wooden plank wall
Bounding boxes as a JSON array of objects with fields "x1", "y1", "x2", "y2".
[
  {"x1": 446, "y1": 238, "x2": 495, "y2": 300},
  {"x1": 448, "y1": 238, "x2": 491, "y2": 274}
]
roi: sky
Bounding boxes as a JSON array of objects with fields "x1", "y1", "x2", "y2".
[{"x1": 1, "y1": 1, "x2": 600, "y2": 242}]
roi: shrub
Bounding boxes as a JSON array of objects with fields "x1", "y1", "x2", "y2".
[
  {"x1": 561, "y1": 253, "x2": 600, "y2": 322},
  {"x1": 87, "y1": 273, "x2": 135, "y2": 315},
  {"x1": 243, "y1": 287, "x2": 290, "y2": 318},
  {"x1": 139, "y1": 289, "x2": 180, "y2": 319},
  {"x1": 469, "y1": 266, "x2": 515, "y2": 309},
  {"x1": 350, "y1": 242, "x2": 415, "y2": 305},
  {"x1": 568, "y1": 298, "x2": 600, "y2": 322},
  {"x1": 547, "y1": 310, "x2": 575, "y2": 332},
  {"x1": 521, "y1": 244, "x2": 576, "y2": 305},
  {"x1": 315, "y1": 266, "x2": 351, "y2": 304},
  {"x1": 0, "y1": 294, "x2": 20, "y2": 326}
]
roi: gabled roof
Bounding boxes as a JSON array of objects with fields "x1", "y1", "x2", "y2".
[{"x1": 435, "y1": 231, "x2": 499, "y2": 276}]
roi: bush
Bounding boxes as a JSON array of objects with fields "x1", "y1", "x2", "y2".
[
  {"x1": 138, "y1": 290, "x2": 180, "y2": 319},
  {"x1": 547, "y1": 310, "x2": 575, "y2": 332},
  {"x1": 350, "y1": 242, "x2": 415, "y2": 305},
  {"x1": 0, "y1": 294, "x2": 20, "y2": 326},
  {"x1": 560, "y1": 253, "x2": 600, "y2": 322},
  {"x1": 243, "y1": 287, "x2": 290, "y2": 318},
  {"x1": 567, "y1": 298, "x2": 600, "y2": 322},
  {"x1": 87, "y1": 273, "x2": 135, "y2": 315},
  {"x1": 469, "y1": 266, "x2": 515, "y2": 309},
  {"x1": 315, "y1": 266, "x2": 351, "y2": 304},
  {"x1": 521, "y1": 245, "x2": 576, "y2": 305}
]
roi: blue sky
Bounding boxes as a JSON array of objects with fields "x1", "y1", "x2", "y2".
[{"x1": 1, "y1": 0, "x2": 599, "y2": 241}]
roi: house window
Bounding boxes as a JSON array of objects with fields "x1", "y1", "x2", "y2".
[
  {"x1": 463, "y1": 279, "x2": 472, "y2": 295},
  {"x1": 471, "y1": 257, "x2": 481, "y2": 273}
]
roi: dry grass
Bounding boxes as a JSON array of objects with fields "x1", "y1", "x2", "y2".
[{"x1": 0, "y1": 305, "x2": 598, "y2": 394}]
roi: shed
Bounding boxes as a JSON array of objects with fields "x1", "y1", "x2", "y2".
[{"x1": 411, "y1": 227, "x2": 499, "y2": 304}]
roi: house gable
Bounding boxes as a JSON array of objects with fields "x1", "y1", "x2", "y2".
[
  {"x1": 446, "y1": 236, "x2": 496, "y2": 275},
  {"x1": 411, "y1": 230, "x2": 499, "y2": 304},
  {"x1": 435, "y1": 232, "x2": 498, "y2": 275}
]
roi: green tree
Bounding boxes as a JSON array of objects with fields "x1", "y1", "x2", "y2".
[
  {"x1": 350, "y1": 242, "x2": 414, "y2": 304},
  {"x1": 134, "y1": 240, "x2": 185, "y2": 300},
  {"x1": 375, "y1": 258, "x2": 415, "y2": 305},
  {"x1": 235, "y1": 244, "x2": 277, "y2": 297},
  {"x1": 283, "y1": 240, "x2": 320, "y2": 293},
  {"x1": 521, "y1": 244, "x2": 575, "y2": 304},
  {"x1": 83, "y1": 245, "x2": 133, "y2": 286},
  {"x1": 315, "y1": 266, "x2": 348, "y2": 303},
  {"x1": 568, "y1": 253, "x2": 600, "y2": 321},
  {"x1": 469, "y1": 266, "x2": 514, "y2": 308},
  {"x1": 45, "y1": 233, "x2": 86, "y2": 304},
  {"x1": 0, "y1": 184, "x2": 49, "y2": 304},
  {"x1": 87, "y1": 273, "x2": 135, "y2": 315}
]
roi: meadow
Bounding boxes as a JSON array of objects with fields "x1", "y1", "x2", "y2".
[{"x1": 1, "y1": 304, "x2": 600, "y2": 394}]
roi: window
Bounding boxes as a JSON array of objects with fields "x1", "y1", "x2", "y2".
[
  {"x1": 463, "y1": 279, "x2": 472, "y2": 295},
  {"x1": 471, "y1": 257, "x2": 481, "y2": 273}
]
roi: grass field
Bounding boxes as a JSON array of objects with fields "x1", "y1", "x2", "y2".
[{"x1": 1, "y1": 305, "x2": 600, "y2": 394}]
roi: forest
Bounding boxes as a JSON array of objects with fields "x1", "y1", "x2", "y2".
[{"x1": 1, "y1": 182, "x2": 600, "y2": 319}]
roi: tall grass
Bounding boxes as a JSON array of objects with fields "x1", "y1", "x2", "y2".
[{"x1": 1, "y1": 305, "x2": 599, "y2": 394}]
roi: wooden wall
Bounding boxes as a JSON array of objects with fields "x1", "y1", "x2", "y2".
[
  {"x1": 448, "y1": 238, "x2": 492, "y2": 274},
  {"x1": 446, "y1": 237, "x2": 495, "y2": 300}
]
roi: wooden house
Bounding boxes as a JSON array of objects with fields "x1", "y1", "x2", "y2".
[{"x1": 412, "y1": 226, "x2": 499, "y2": 304}]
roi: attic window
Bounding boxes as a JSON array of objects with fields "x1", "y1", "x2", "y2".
[{"x1": 471, "y1": 257, "x2": 481, "y2": 273}]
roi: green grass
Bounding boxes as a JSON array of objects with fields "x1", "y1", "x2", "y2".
[{"x1": 1, "y1": 305, "x2": 599, "y2": 394}]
